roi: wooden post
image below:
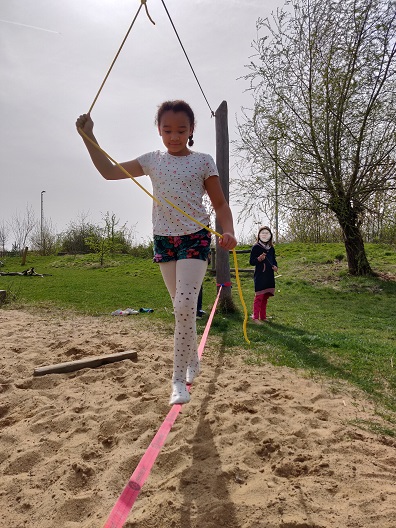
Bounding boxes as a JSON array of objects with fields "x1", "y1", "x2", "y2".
[
  {"x1": 21, "y1": 247, "x2": 28, "y2": 266},
  {"x1": 215, "y1": 101, "x2": 236, "y2": 312},
  {"x1": 0, "y1": 290, "x2": 6, "y2": 304}
]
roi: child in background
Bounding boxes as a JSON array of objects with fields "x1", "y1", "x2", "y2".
[
  {"x1": 196, "y1": 285, "x2": 205, "y2": 318},
  {"x1": 196, "y1": 251, "x2": 211, "y2": 318},
  {"x1": 249, "y1": 226, "x2": 278, "y2": 324},
  {"x1": 76, "y1": 100, "x2": 237, "y2": 405}
]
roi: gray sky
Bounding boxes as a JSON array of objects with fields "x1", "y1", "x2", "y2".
[{"x1": 1, "y1": 0, "x2": 282, "y2": 246}]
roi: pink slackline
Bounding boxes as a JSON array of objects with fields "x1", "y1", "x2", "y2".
[{"x1": 103, "y1": 286, "x2": 223, "y2": 528}]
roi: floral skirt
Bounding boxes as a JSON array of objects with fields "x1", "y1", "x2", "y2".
[{"x1": 153, "y1": 228, "x2": 211, "y2": 263}]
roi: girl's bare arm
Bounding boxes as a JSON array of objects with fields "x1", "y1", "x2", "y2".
[
  {"x1": 205, "y1": 176, "x2": 237, "y2": 250},
  {"x1": 76, "y1": 113, "x2": 144, "y2": 180}
]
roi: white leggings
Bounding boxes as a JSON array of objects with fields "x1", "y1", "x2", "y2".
[{"x1": 160, "y1": 259, "x2": 208, "y2": 383}]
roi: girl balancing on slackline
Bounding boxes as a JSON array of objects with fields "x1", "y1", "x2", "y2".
[{"x1": 76, "y1": 100, "x2": 237, "y2": 405}]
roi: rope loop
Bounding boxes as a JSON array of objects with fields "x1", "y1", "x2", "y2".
[{"x1": 142, "y1": 0, "x2": 156, "y2": 25}]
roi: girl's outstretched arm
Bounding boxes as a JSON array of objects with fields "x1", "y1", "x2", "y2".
[
  {"x1": 76, "y1": 113, "x2": 144, "y2": 180},
  {"x1": 205, "y1": 176, "x2": 237, "y2": 250}
]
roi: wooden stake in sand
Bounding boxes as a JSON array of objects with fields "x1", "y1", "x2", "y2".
[{"x1": 33, "y1": 350, "x2": 137, "y2": 376}]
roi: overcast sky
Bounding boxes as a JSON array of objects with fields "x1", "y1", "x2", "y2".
[{"x1": 1, "y1": 0, "x2": 283, "y2": 247}]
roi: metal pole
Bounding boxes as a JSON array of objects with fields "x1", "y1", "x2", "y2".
[
  {"x1": 41, "y1": 190, "x2": 46, "y2": 254},
  {"x1": 274, "y1": 138, "x2": 279, "y2": 243}
]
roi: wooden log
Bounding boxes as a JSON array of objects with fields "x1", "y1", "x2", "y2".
[{"x1": 33, "y1": 350, "x2": 137, "y2": 376}]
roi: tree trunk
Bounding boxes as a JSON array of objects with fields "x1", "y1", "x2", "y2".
[
  {"x1": 342, "y1": 225, "x2": 372, "y2": 276},
  {"x1": 333, "y1": 202, "x2": 373, "y2": 276}
]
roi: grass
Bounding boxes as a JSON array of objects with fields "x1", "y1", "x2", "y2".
[
  {"x1": 0, "y1": 253, "x2": 168, "y2": 314},
  {"x1": 1, "y1": 242, "x2": 396, "y2": 434}
]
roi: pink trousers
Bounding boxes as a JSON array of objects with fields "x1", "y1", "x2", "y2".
[{"x1": 253, "y1": 293, "x2": 271, "y2": 320}]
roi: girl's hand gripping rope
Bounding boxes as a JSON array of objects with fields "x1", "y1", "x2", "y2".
[
  {"x1": 219, "y1": 232, "x2": 237, "y2": 251},
  {"x1": 76, "y1": 113, "x2": 94, "y2": 136}
]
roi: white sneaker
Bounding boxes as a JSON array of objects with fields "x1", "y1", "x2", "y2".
[
  {"x1": 186, "y1": 363, "x2": 200, "y2": 385},
  {"x1": 169, "y1": 381, "x2": 190, "y2": 405}
]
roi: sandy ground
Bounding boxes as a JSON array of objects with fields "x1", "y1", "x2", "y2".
[{"x1": 1, "y1": 307, "x2": 396, "y2": 528}]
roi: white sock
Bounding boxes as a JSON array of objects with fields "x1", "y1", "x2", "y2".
[
  {"x1": 186, "y1": 351, "x2": 200, "y2": 385},
  {"x1": 169, "y1": 381, "x2": 190, "y2": 405}
]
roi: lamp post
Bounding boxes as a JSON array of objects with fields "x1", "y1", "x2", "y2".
[
  {"x1": 41, "y1": 190, "x2": 46, "y2": 254},
  {"x1": 268, "y1": 135, "x2": 279, "y2": 243},
  {"x1": 274, "y1": 137, "x2": 279, "y2": 243}
]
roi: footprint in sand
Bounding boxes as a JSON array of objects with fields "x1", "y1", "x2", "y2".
[
  {"x1": 54, "y1": 496, "x2": 97, "y2": 524},
  {"x1": 66, "y1": 461, "x2": 96, "y2": 492},
  {"x1": 3, "y1": 449, "x2": 42, "y2": 475}
]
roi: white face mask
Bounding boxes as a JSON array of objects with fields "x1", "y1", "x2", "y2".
[{"x1": 259, "y1": 231, "x2": 271, "y2": 243}]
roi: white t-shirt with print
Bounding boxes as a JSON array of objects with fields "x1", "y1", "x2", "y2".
[{"x1": 136, "y1": 150, "x2": 219, "y2": 236}]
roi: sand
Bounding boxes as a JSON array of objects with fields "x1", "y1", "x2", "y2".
[{"x1": 1, "y1": 307, "x2": 395, "y2": 528}]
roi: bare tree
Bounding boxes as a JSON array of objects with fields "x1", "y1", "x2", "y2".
[
  {"x1": 360, "y1": 187, "x2": 396, "y2": 242},
  {"x1": 84, "y1": 211, "x2": 137, "y2": 264},
  {"x1": 283, "y1": 195, "x2": 343, "y2": 243},
  {"x1": 0, "y1": 221, "x2": 8, "y2": 256},
  {"x1": 30, "y1": 218, "x2": 60, "y2": 255},
  {"x1": 236, "y1": 0, "x2": 396, "y2": 275},
  {"x1": 9, "y1": 205, "x2": 37, "y2": 254}
]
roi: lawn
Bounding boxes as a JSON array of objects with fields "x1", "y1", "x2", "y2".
[{"x1": 1, "y1": 242, "x2": 395, "y2": 433}]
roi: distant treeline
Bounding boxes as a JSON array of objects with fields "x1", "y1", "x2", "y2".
[{"x1": 1, "y1": 206, "x2": 394, "y2": 260}]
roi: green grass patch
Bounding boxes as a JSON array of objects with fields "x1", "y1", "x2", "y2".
[{"x1": 0, "y1": 254, "x2": 170, "y2": 315}]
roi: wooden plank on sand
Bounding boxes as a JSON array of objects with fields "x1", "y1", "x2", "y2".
[{"x1": 33, "y1": 350, "x2": 138, "y2": 376}]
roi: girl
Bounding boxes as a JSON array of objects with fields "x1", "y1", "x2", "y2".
[
  {"x1": 249, "y1": 226, "x2": 278, "y2": 324},
  {"x1": 76, "y1": 100, "x2": 237, "y2": 405}
]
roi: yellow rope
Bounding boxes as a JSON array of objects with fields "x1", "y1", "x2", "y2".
[
  {"x1": 232, "y1": 248, "x2": 250, "y2": 343},
  {"x1": 79, "y1": 129, "x2": 250, "y2": 343},
  {"x1": 80, "y1": 130, "x2": 161, "y2": 204},
  {"x1": 88, "y1": 0, "x2": 155, "y2": 114}
]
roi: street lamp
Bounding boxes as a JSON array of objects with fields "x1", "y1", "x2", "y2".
[
  {"x1": 268, "y1": 135, "x2": 279, "y2": 243},
  {"x1": 41, "y1": 191, "x2": 46, "y2": 254},
  {"x1": 274, "y1": 137, "x2": 279, "y2": 243}
]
